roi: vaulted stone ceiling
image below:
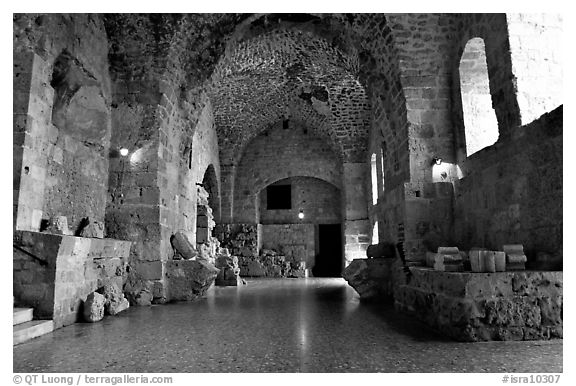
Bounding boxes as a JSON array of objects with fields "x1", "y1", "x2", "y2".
[{"x1": 208, "y1": 27, "x2": 371, "y2": 165}]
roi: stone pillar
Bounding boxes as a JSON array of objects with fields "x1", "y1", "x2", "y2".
[
  {"x1": 14, "y1": 52, "x2": 53, "y2": 232},
  {"x1": 342, "y1": 163, "x2": 371, "y2": 266}
]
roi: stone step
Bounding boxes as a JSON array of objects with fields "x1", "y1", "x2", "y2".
[
  {"x1": 13, "y1": 308, "x2": 33, "y2": 326},
  {"x1": 13, "y1": 320, "x2": 54, "y2": 346}
]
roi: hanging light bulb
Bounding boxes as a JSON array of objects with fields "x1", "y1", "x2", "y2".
[
  {"x1": 119, "y1": 148, "x2": 129, "y2": 157},
  {"x1": 298, "y1": 209, "x2": 304, "y2": 220}
]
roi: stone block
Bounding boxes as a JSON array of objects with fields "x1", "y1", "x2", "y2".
[
  {"x1": 343, "y1": 258, "x2": 396, "y2": 301},
  {"x1": 196, "y1": 215, "x2": 215, "y2": 229},
  {"x1": 434, "y1": 254, "x2": 463, "y2": 272},
  {"x1": 366, "y1": 242, "x2": 397, "y2": 258},
  {"x1": 44, "y1": 216, "x2": 73, "y2": 236},
  {"x1": 504, "y1": 244, "x2": 527, "y2": 270},
  {"x1": 170, "y1": 231, "x2": 198, "y2": 260},
  {"x1": 83, "y1": 292, "x2": 105, "y2": 323},
  {"x1": 166, "y1": 259, "x2": 219, "y2": 301},
  {"x1": 79, "y1": 219, "x2": 105, "y2": 238},
  {"x1": 137, "y1": 261, "x2": 164, "y2": 280},
  {"x1": 196, "y1": 227, "x2": 210, "y2": 243}
]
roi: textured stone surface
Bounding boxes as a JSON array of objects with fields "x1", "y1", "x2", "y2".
[
  {"x1": 166, "y1": 260, "x2": 219, "y2": 301},
  {"x1": 82, "y1": 292, "x2": 105, "y2": 323},
  {"x1": 237, "y1": 250, "x2": 306, "y2": 279},
  {"x1": 343, "y1": 258, "x2": 407, "y2": 301},
  {"x1": 79, "y1": 219, "x2": 105, "y2": 238},
  {"x1": 394, "y1": 268, "x2": 563, "y2": 341},
  {"x1": 170, "y1": 232, "x2": 198, "y2": 260},
  {"x1": 214, "y1": 255, "x2": 244, "y2": 286},
  {"x1": 13, "y1": 231, "x2": 131, "y2": 328},
  {"x1": 99, "y1": 282, "x2": 130, "y2": 316},
  {"x1": 214, "y1": 224, "x2": 258, "y2": 258}
]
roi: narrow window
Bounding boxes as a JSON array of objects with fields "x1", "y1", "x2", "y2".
[
  {"x1": 371, "y1": 153, "x2": 378, "y2": 205},
  {"x1": 372, "y1": 221, "x2": 379, "y2": 244},
  {"x1": 459, "y1": 37, "x2": 499, "y2": 156},
  {"x1": 380, "y1": 144, "x2": 385, "y2": 194}
]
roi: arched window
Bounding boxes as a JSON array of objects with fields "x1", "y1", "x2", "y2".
[
  {"x1": 459, "y1": 37, "x2": 499, "y2": 156},
  {"x1": 371, "y1": 153, "x2": 377, "y2": 205}
]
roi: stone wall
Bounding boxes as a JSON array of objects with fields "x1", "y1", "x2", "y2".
[
  {"x1": 259, "y1": 177, "x2": 341, "y2": 225},
  {"x1": 260, "y1": 224, "x2": 315, "y2": 268},
  {"x1": 231, "y1": 120, "x2": 342, "y2": 224},
  {"x1": 506, "y1": 14, "x2": 562, "y2": 126},
  {"x1": 14, "y1": 14, "x2": 112, "y2": 233},
  {"x1": 395, "y1": 267, "x2": 563, "y2": 341},
  {"x1": 453, "y1": 107, "x2": 562, "y2": 268},
  {"x1": 13, "y1": 231, "x2": 131, "y2": 329}
]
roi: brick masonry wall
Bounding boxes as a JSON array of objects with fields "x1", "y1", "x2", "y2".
[
  {"x1": 231, "y1": 120, "x2": 343, "y2": 224},
  {"x1": 14, "y1": 231, "x2": 131, "y2": 329}
]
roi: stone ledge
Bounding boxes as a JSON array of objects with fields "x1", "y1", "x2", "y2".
[
  {"x1": 394, "y1": 267, "x2": 562, "y2": 341},
  {"x1": 13, "y1": 230, "x2": 132, "y2": 329}
]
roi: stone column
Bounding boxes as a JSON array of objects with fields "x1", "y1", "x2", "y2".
[
  {"x1": 342, "y1": 162, "x2": 371, "y2": 266},
  {"x1": 14, "y1": 52, "x2": 53, "y2": 231}
]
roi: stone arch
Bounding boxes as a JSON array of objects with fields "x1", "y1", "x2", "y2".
[
  {"x1": 451, "y1": 14, "x2": 521, "y2": 167},
  {"x1": 231, "y1": 120, "x2": 343, "y2": 224},
  {"x1": 200, "y1": 163, "x2": 221, "y2": 222}
]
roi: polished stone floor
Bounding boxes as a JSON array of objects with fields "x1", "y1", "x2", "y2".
[{"x1": 14, "y1": 278, "x2": 562, "y2": 373}]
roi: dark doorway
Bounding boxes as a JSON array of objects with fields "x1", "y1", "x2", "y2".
[{"x1": 313, "y1": 224, "x2": 343, "y2": 277}]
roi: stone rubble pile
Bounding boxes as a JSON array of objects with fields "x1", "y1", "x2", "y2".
[
  {"x1": 213, "y1": 223, "x2": 258, "y2": 258},
  {"x1": 196, "y1": 186, "x2": 218, "y2": 265},
  {"x1": 215, "y1": 248, "x2": 246, "y2": 286},
  {"x1": 83, "y1": 281, "x2": 130, "y2": 322},
  {"x1": 238, "y1": 249, "x2": 306, "y2": 278}
]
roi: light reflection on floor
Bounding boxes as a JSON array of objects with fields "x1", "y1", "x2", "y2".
[{"x1": 13, "y1": 278, "x2": 562, "y2": 373}]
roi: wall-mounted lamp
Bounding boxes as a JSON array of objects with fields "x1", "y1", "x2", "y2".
[
  {"x1": 432, "y1": 157, "x2": 442, "y2": 166},
  {"x1": 119, "y1": 148, "x2": 129, "y2": 157},
  {"x1": 298, "y1": 209, "x2": 305, "y2": 220}
]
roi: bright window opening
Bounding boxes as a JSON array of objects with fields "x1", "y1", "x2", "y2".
[
  {"x1": 372, "y1": 221, "x2": 379, "y2": 244},
  {"x1": 371, "y1": 153, "x2": 377, "y2": 205},
  {"x1": 459, "y1": 37, "x2": 499, "y2": 156},
  {"x1": 380, "y1": 146, "x2": 385, "y2": 193}
]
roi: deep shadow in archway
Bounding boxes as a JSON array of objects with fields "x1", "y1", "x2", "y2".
[{"x1": 313, "y1": 224, "x2": 343, "y2": 277}]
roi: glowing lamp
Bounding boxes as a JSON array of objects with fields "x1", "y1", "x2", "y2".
[
  {"x1": 298, "y1": 210, "x2": 305, "y2": 220},
  {"x1": 119, "y1": 148, "x2": 129, "y2": 157}
]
